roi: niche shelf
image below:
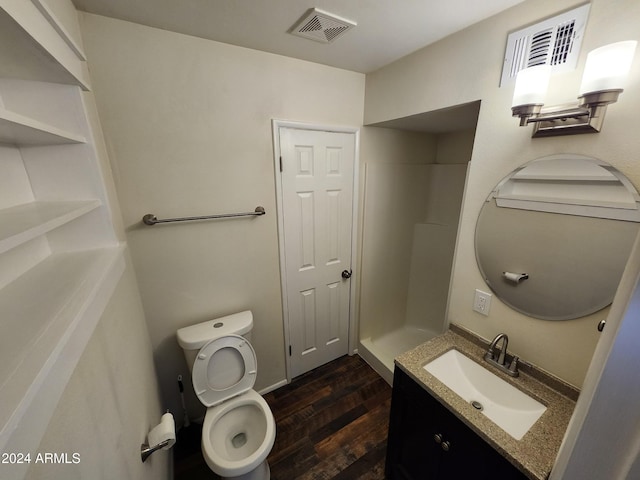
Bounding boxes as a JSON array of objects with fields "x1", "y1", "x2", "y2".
[
  {"x1": 0, "y1": 200, "x2": 101, "y2": 254},
  {"x1": 0, "y1": 106, "x2": 87, "y2": 145},
  {"x1": 0, "y1": 2, "x2": 123, "y2": 475},
  {"x1": 0, "y1": 2, "x2": 90, "y2": 89}
]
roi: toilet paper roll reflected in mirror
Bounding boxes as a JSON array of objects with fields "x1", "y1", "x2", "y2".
[{"x1": 503, "y1": 272, "x2": 529, "y2": 284}]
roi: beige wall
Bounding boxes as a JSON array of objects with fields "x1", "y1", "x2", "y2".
[
  {"x1": 365, "y1": 0, "x2": 640, "y2": 388},
  {"x1": 26, "y1": 257, "x2": 167, "y2": 480},
  {"x1": 29, "y1": 0, "x2": 640, "y2": 477},
  {"x1": 78, "y1": 13, "x2": 365, "y2": 420}
]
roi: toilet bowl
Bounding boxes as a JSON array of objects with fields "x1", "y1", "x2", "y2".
[
  {"x1": 176, "y1": 311, "x2": 276, "y2": 480},
  {"x1": 202, "y1": 389, "x2": 275, "y2": 479}
]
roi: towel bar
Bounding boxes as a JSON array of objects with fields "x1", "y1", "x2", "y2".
[{"x1": 142, "y1": 206, "x2": 265, "y2": 225}]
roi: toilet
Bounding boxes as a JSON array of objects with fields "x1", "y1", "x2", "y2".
[{"x1": 177, "y1": 311, "x2": 276, "y2": 480}]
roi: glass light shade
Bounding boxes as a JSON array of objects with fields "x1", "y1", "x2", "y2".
[
  {"x1": 512, "y1": 65, "x2": 552, "y2": 107},
  {"x1": 580, "y1": 41, "x2": 637, "y2": 95}
]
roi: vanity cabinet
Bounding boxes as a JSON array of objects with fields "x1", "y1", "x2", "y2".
[{"x1": 386, "y1": 367, "x2": 527, "y2": 480}]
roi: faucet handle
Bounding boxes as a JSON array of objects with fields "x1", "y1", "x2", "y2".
[{"x1": 508, "y1": 356, "x2": 520, "y2": 376}]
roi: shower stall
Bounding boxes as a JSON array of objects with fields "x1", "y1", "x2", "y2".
[{"x1": 357, "y1": 123, "x2": 474, "y2": 384}]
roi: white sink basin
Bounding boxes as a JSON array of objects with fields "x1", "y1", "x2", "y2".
[{"x1": 423, "y1": 349, "x2": 546, "y2": 440}]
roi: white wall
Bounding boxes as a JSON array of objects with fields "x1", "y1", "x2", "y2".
[
  {"x1": 365, "y1": 0, "x2": 640, "y2": 388},
  {"x1": 0, "y1": 0, "x2": 172, "y2": 474},
  {"x1": 551, "y1": 232, "x2": 640, "y2": 479},
  {"x1": 78, "y1": 13, "x2": 365, "y2": 421},
  {"x1": 6, "y1": 2, "x2": 168, "y2": 474},
  {"x1": 25, "y1": 256, "x2": 168, "y2": 480}
]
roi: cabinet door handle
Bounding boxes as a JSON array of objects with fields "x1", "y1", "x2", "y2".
[
  {"x1": 433, "y1": 433, "x2": 443, "y2": 444},
  {"x1": 441, "y1": 440, "x2": 451, "y2": 452}
]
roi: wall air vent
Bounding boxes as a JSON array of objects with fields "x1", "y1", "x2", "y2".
[
  {"x1": 290, "y1": 8, "x2": 356, "y2": 44},
  {"x1": 500, "y1": 4, "x2": 590, "y2": 86}
]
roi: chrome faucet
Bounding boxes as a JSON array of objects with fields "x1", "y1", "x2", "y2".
[{"x1": 484, "y1": 333, "x2": 519, "y2": 377}]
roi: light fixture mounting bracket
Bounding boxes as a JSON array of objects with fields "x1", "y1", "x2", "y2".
[{"x1": 513, "y1": 89, "x2": 622, "y2": 137}]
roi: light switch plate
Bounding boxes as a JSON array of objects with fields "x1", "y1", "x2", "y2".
[{"x1": 473, "y1": 289, "x2": 492, "y2": 316}]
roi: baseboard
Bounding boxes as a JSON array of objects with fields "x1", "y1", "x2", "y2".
[{"x1": 258, "y1": 378, "x2": 288, "y2": 395}]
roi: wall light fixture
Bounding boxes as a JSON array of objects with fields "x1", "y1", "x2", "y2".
[{"x1": 512, "y1": 41, "x2": 637, "y2": 137}]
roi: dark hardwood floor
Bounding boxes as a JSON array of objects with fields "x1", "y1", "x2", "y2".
[{"x1": 174, "y1": 354, "x2": 392, "y2": 480}]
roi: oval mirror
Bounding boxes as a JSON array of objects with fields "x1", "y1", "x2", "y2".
[{"x1": 475, "y1": 154, "x2": 640, "y2": 320}]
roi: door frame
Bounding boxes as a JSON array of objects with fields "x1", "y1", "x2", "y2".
[{"x1": 272, "y1": 119, "x2": 360, "y2": 383}]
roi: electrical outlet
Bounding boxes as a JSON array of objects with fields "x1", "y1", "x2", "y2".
[{"x1": 473, "y1": 289, "x2": 492, "y2": 316}]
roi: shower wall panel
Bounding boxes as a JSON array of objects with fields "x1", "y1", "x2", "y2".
[
  {"x1": 360, "y1": 163, "x2": 467, "y2": 340},
  {"x1": 359, "y1": 163, "x2": 431, "y2": 340},
  {"x1": 405, "y1": 222, "x2": 456, "y2": 332}
]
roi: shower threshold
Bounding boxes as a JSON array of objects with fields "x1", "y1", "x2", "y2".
[{"x1": 359, "y1": 325, "x2": 441, "y2": 384}]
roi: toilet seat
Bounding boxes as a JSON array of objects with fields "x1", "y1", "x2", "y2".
[{"x1": 192, "y1": 334, "x2": 257, "y2": 407}]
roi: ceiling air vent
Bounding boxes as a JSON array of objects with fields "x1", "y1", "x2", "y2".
[
  {"x1": 500, "y1": 4, "x2": 590, "y2": 86},
  {"x1": 290, "y1": 8, "x2": 356, "y2": 44}
]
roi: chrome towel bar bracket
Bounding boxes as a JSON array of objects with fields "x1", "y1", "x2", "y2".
[{"x1": 142, "y1": 206, "x2": 265, "y2": 225}]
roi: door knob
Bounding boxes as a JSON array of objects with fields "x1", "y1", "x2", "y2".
[
  {"x1": 441, "y1": 441, "x2": 451, "y2": 452},
  {"x1": 341, "y1": 269, "x2": 352, "y2": 279}
]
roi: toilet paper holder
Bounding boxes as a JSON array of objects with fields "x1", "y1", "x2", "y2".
[
  {"x1": 141, "y1": 438, "x2": 171, "y2": 463},
  {"x1": 502, "y1": 271, "x2": 529, "y2": 284},
  {"x1": 141, "y1": 411, "x2": 176, "y2": 462}
]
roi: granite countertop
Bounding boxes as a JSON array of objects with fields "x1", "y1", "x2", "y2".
[{"x1": 394, "y1": 326, "x2": 578, "y2": 480}]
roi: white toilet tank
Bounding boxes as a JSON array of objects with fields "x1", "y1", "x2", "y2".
[{"x1": 176, "y1": 310, "x2": 253, "y2": 371}]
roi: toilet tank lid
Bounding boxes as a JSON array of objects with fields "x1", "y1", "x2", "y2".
[{"x1": 176, "y1": 310, "x2": 253, "y2": 350}]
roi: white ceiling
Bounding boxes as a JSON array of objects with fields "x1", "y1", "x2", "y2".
[{"x1": 72, "y1": 0, "x2": 524, "y2": 74}]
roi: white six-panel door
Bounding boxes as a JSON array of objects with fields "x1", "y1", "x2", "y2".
[{"x1": 278, "y1": 126, "x2": 356, "y2": 378}]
